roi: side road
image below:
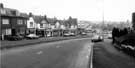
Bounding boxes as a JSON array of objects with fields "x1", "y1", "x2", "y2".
[
  {"x1": 93, "y1": 39, "x2": 135, "y2": 68},
  {"x1": 1, "y1": 35, "x2": 91, "y2": 50}
]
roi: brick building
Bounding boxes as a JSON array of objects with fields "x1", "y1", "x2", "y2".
[{"x1": 0, "y1": 3, "x2": 28, "y2": 40}]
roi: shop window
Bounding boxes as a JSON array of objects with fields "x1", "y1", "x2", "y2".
[{"x1": 5, "y1": 29, "x2": 11, "y2": 35}]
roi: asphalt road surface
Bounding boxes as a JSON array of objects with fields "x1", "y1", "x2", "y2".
[
  {"x1": 0, "y1": 38, "x2": 93, "y2": 68},
  {"x1": 93, "y1": 39, "x2": 135, "y2": 68}
]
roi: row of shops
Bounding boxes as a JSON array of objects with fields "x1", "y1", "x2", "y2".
[
  {"x1": 28, "y1": 28, "x2": 78, "y2": 37},
  {"x1": 0, "y1": 3, "x2": 79, "y2": 40}
]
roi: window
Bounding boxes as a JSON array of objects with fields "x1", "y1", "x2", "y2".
[
  {"x1": 40, "y1": 24, "x2": 44, "y2": 28},
  {"x1": 30, "y1": 22, "x2": 33, "y2": 27},
  {"x1": 11, "y1": 10, "x2": 16, "y2": 15},
  {"x1": 24, "y1": 20, "x2": 27, "y2": 24},
  {"x1": 4, "y1": 29, "x2": 11, "y2": 35},
  {"x1": 2, "y1": 19, "x2": 9, "y2": 24},
  {"x1": 18, "y1": 19, "x2": 23, "y2": 25},
  {"x1": 45, "y1": 24, "x2": 48, "y2": 29},
  {"x1": 0, "y1": 9, "x2": 6, "y2": 14}
]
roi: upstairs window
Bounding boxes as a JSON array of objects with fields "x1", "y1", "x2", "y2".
[
  {"x1": 40, "y1": 24, "x2": 44, "y2": 28},
  {"x1": 24, "y1": 20, "x2": 27, "y2": 24},
  {"x1": 18, "y1": 19, "x2": 23, "y2": 25},
  {"x1": 11, "y1": 10, "x2": 16, "y2": 15},
  {"x1": 0, "y1": 9, "x2": 6, "y2": 14},
  {"x1": 2, "y1": 19, "x2": 9, "y2": 24},
  {"x1": 30, "y1": 22, "x2": 33, "y2": 27}
]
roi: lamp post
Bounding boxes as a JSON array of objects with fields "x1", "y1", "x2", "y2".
[{"x1": 102, "y1": 0, "x2": 104, "y2": 31}]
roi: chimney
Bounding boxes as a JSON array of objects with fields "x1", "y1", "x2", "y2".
[
  {"x1": 0, "y1": 3, "x2": 4, "y2": 8},
  {"x1": 29, "y1": 12, "x2": 33, "y2": 17},
  {"x1": 44, "y1": 15, "x2": 47, "y2": 19},
  {"x1": 69, "y1": 16, "x2": 72, "y2": 20}
]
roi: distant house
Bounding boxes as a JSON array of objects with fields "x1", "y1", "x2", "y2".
[
  {"x1": 55, "y1": 21, "x2": 61, "y2": 29},
  {"x1": 0, "y1": 3, "x2": 28, "y2": 40},
  {"x1": 68, "y1": 17, "x2": 78, "y2": 30},
  {"x1": 35, "y1": 15, "x2": 50, "y2": 37},
  {"x1": 47, "y1": 18, "x2": 59, "y2": 36},
  {"x1": 47, "y1": 17, "x2": 57, "y2": 30},
  {"x1": 59, "y1": 20, "x2": 66, "y2": 30},
  {"x1": 63, "y1": 17, "x2": 78, "y2": 35},
  {"x1": 27, "y1": 13, "x2": 37, "y2": 34},
  {"x1": 53, "y1": 20, "x2": 64, "y2": 36}
]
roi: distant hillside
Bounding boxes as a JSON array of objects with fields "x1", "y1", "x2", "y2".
[{"x1": 78, "y1": 20, "x2": 132, "y2": 30}]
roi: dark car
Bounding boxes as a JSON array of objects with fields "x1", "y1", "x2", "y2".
[{"x1": 5, "y1": 35, "x2": 24, "y2": 41}]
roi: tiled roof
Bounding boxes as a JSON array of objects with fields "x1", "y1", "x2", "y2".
[
  {"x1": 32, "y1": 16, "x2": 56, "y2": 24},
  {"x1": 68, "y1": 18, "x2": 78, "y2": 25},
  {"x1": 58, "y1": 20, "x2": 65, "y2": 25},
  {"x1": 64, "y1": 20, "x2": 70, "y2": 26},
  {"x1": 47, "y1": 18, "x2": 57, "y2": 25},
  {"x1": 33, "y1": 15, "x2": 44, "y2": 23}
]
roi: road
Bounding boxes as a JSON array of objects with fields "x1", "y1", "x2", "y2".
[
  {"x1": 93, "y1": 39, "x2": 135, "y2": 68},
  {"x1": 0, "y1": 38, "x2": 93, "y2": 68}
]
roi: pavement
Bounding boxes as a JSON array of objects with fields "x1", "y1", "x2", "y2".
[
  {"x1": 1, "y1": 35, "x2": 90, "y2": 49},
  {"x1": 93, "y1": 39, "x2": 135, "y2": 68},
  {"x1": 0, "y1": 38, "x2": 93, "y2": 68}
]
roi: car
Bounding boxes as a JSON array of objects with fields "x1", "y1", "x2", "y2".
[
  {"x1": 63, "y1": 33, "x2": 70, "y2": 37},
  {"x1": 91, "y1": 34, "x2": 104, "y2": 42},
  {"x1": 107, "y1": 34, "x2": 112, "y2": 39},
  {"x1": 103, "y1": 33, "x2": 112, "y2": 39},
  {"x1": 25, "y1": 34, "x2": 39, "y2": 39},
  {"x1": 5, "y1": 35, "x2": 24, "y2": 41},
  {"x1": 47, "y1": 34, "x2": 51, "y2": 37},
  {"x1": 81, "y1": 32, "x2": 87, "y2": 35},
  {"x1": 69, "y1": 33, "x2": 75, "y2": 36}
]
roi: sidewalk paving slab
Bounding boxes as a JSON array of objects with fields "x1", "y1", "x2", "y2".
[{"x1": 93, "y1": 39, "x2": 135, "y2": 68}]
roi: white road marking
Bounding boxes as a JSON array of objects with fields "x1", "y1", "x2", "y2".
[
  {"x1": 36, "y1": 51, "x2": 43, "y2": 55},
  {"x1": 90, "y1": 44, "x2": 94, "y2": 68}
]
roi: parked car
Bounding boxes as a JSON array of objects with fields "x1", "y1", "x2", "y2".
[
  {"x1": 81, "y1": 32, "x2": 87, "y2": 35},
  {"x1": 103, "y1": 33, "x2": 112, "y2": 39},
  {"x1": 91, "y1": 34, "x2": 104, "y2": 42},
  {"x1": 47, "y1": 34, "x2": 51, "y2": 37},
  {"x1": 5, "y1": 35, "x2": 24, "y2": 41},
  {"x1": 63, "y1": 33, "x2": 70, "y2": 37},
  {"x1": 69, "y1": 33, "x2": 75, "y2": 36},
  {"x1": 25, "y1": 34, "x2": 39, "y2": 39},
  {"x1": 107, "y1": 34, "x2": 112, "y2": 39}
]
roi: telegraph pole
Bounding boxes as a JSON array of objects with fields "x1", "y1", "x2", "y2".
[{"x1": 102, "y1": 0, "x2": 104, "y2": 30}]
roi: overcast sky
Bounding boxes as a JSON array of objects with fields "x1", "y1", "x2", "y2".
[{"x1": 1, "y1": 0, "x2": 135, "y2": 22}]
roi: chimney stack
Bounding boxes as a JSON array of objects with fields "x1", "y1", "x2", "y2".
[
  {"x1": 0, "y1": 3, "x2": 4, "y2": 8},
  {"x1": 29, "y1": 12, "x2": 33, "y2": 17},
  {"x1": 44, "y1": 15, "x2": 47, "y2": 19}
]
